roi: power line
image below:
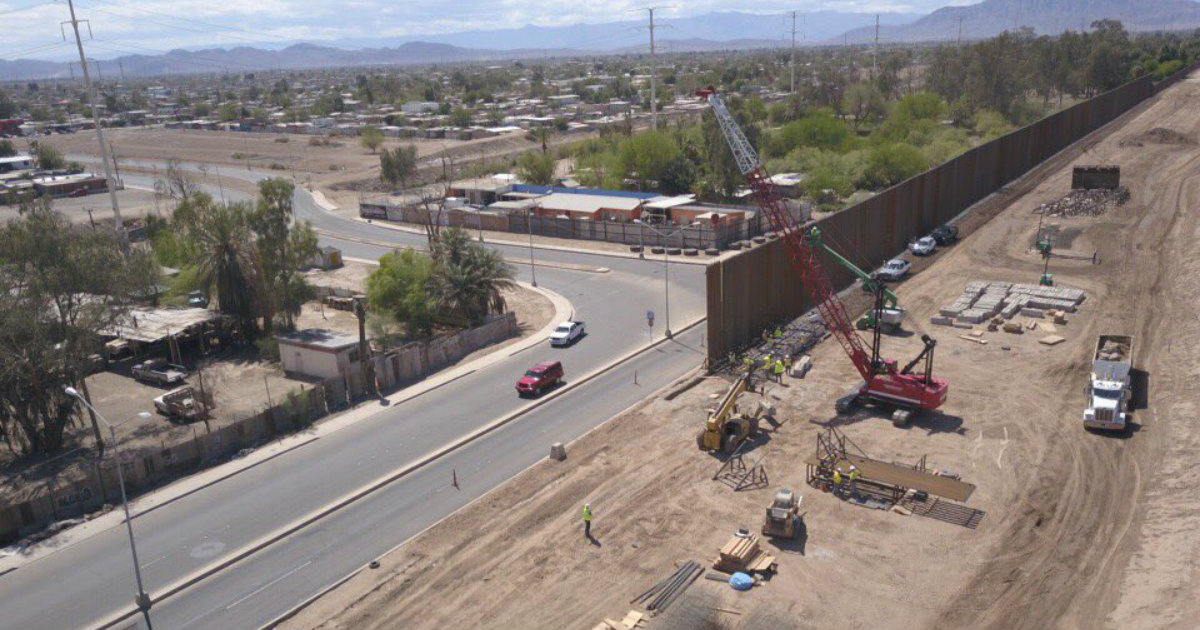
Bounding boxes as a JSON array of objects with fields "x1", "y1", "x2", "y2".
[
  {"x1": 74, "y1": 0, "x2": 295, "y2": 45},
  {"x1": 0, "y1": 1, "x2": 55, "y2": 18}
]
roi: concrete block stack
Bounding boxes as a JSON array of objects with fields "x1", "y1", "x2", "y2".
[{"x1": 932, "y1": 280, "x2": 1087, "y2": 327}]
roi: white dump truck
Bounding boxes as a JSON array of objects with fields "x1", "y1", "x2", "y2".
[{"x1": 1083, "y1": 334, "x2": 1134, "y2": 431}]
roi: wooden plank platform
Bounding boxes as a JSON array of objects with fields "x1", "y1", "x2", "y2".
[{"x1": 807, "y1": 454, "x2": 976, "y2": 502}]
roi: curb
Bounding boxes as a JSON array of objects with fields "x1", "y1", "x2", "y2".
[
  {"x1": 263, "y1": 360, "x2": 708, "y2": 630},
  {"x1": 91, "y1": 316, "x2": 705, "y2": 630}
]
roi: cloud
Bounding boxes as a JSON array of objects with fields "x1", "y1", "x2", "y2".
[{"x1": 1, "y1": 0, "x2": 963, "y2": 61}]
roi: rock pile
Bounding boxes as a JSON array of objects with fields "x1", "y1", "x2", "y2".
[
  {"x1": 1037, "y1": 187, "x2": 1130, "y2": 217},
  {"x1": 1119, "y1": 127, "x2": 1195, "y2": 147},
  {"x1": 932, "y1": 281, "x2": 1086, "y2": 327}
]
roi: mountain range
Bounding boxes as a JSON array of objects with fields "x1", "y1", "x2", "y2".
[
  {"x1": 4, "y1": 2, "x2": 1200, "y2": 81},
  {"x1": 835, "y1": 0, "x2": 1200, "y2": 44}
]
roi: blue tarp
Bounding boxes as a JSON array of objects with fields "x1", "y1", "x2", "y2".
[{"x1": 730, "y1": 572, "x2": 754, "y2": 591}]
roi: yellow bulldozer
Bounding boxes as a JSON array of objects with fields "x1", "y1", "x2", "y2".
[{"x1": 698, "y1": 373, "x2": 770, "y2": 454}]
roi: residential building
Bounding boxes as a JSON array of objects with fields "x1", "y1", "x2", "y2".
[{"x1": 276, "y1": 329, "x2": 361, "y2": 380}]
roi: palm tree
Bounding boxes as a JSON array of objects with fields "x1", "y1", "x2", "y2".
[
  {"x1": 194, "y1": 201, "x2": 260, "y2": 332},
  {"x1": 431, "y1": 228, "x2": 515, "y2": 326}
]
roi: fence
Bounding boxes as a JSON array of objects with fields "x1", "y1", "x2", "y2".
[
  {"x1": 360, "y1": 199, "x2": 805, "y2": 251},
  {"x1": 0, "y1": 311, "x2": 519, "y2": 544},
  {"x1": 0, "y1": 384, "x2": 329, "y2": 543},
  {"x1": 706, "y1": 64, "x2": 1196, "y2": 361}
]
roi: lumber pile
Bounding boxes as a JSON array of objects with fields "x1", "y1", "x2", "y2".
[
  {"x1": 713, "y1": 533, "x2": 777, "y2": 574},
  {"x1": 593, "y1": 611, "x2": 646, "y2": 630}
]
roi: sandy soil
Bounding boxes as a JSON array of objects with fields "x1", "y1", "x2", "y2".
[
  {"x1": 40, "y1": 127, "x2": 537, "y2": 194},
  {"x1": 288, "y1": 74, "x2": 1200, "y2": 630}
]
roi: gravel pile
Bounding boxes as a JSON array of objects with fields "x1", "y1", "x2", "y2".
[
  {"x1": 1119, "y1": 127, "x2": 1195, "y2": 147},
  {"x1": 1037, "y1": 187, "x2": 1130, "y2": 217}
]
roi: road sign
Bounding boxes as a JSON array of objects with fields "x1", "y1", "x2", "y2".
[{"x1": 647, "y1": 310, "x2": 655, "y2": 327}]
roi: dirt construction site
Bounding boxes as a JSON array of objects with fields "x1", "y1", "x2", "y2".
[{"x1": 283, "y1": 74, "x2": 1200, "y2": 630}]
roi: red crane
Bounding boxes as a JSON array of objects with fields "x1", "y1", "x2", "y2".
[{"x1": 697, "y1": 88, "x2": 948, "y2": 425}]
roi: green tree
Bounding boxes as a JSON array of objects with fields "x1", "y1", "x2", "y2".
[
  {"x1": 366, "y1": 248, "x2": 436, "y2": 337},
  {"x1": 0, "y1": 139, "x2": 14, "y2": 158},
  {"x1": 770, "y1": 111, "x2": 853, "y2": 156},
  {"x1": 0, "y1": 200, "x2": 152, "y2": 454},
  {"x1": 450, "y1": 107, "x2": 474, "y2": 127},
  {"x1": 251, "y1": 179, "x2": 316, "y2": 331},
  {"x1": 862, "y1": 143, "x2": 929, "y2": 189},
  {"x1": 194, "y1": 201, "x2": 259, "y2": 331},
  {"x1": 618, "y1": 130, "x2": 679, "y2": 189},
  {"x1": 360, "y1": 126, "x2": 384, "y2": 154},
  {"x1": 0, "y1": 89, "x2": 15, "y2": 118},
  {"x1": 516, "y1": 150, "x2": 556, "y2": 186},
  {"x1": 35, "y1": 144, "x2": 65, "y2": 170},
  {"x1": 380, "y1": 145, "x2": 418, "y2": 189},
  {"x1": 430, "y1": 227, "x2": 515, "y2": 326},
  {"x1": 218, "y1": 101, "x2": 241, "y2": 121},
  {"x1": 659, "y1": 155, "x2": 697, "y2": 196},
  {"x1": 842, "y1": 83, "x2": 886, "y2": 129}
]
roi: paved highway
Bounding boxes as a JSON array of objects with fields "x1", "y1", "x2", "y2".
[{"x1": 0, "y1": 163, "x2": 709, "y2": 629}]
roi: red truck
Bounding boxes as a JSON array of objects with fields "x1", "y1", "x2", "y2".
[{"x1": 516, "y1": 361, "x2": 564, "y2": 397}]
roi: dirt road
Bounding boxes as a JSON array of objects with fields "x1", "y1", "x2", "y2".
[{"x1": 290, "y1": 74, "x2": 1200, "y2": 630}]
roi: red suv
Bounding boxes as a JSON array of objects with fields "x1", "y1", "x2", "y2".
[{"x1": 516, "y1": 361, "x2": 564, "y2": 397}]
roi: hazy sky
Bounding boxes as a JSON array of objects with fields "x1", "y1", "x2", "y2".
[{"x1": 0, "y1": 0, "x2": 977, "y2": 61}]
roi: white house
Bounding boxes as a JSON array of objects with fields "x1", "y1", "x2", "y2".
[
  {"x1": 276, "y1": 329, "x2": 360, "y2": 380},
  {"x1": 0, "y1": 154, "x2": 35, "y2": 174}
]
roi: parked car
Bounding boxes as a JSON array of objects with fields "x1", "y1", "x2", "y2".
[
  {"x1": 875, "y1": 258, "x2": 912, "y2": 281},
  {"x1": 932, "y1": 224, "x2": 959, "y2": 245},
  {"x1": 187, "y1": 291, "x2": 209, "y2": 308},
  {"x1": 549, "y1": 320, "x2": 586, "y2": 347},
  {"x1": 516, "y1": 361, "x2": 564, "y2": 397},
  {"x1": 131, "y1": 358, "x2": 187, "y2": 386},
  {"x1": 909, "y1": 236, "x2": 937, "y2": 256}
]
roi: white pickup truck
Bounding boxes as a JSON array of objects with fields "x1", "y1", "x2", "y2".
[
  {"x1": 132, "y1": 358, "x2": 188, "y2": 386},
  {"x1": 549, "y1": 320, "x2": 586, "y2": 347},
  {"x1": 1083, "y1": 334, "x2": 1134, "y2": 431}
]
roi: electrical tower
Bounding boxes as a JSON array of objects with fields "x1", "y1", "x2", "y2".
[
  {"x1": 790, "y1": 11, "x2": 798, "y2": 94},
  {"x1": 64, "y1": 0, "x2": 129, "y2": 251}
]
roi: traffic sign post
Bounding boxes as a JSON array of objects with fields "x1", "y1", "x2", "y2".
[{"x1": 647, "y1": 310, "x2": 655, "y2": 345}]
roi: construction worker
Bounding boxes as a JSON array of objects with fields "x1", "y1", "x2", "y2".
[
  {"x1": 761, "y1": 329, "x2": 770, "y2": 343},
  {"x1": 773, "y1": 358, "x2": 785, "y2": 383},
  {"x1": 773, "y1": 326, "x2": 783, "y2": 340},
  {"x1": 784, "y1": 354, "x2": 793, "y2": 374},
  {"x1": 582, "y1": 503, "x2": 594, "y2": 538},
  {"x1": 848, "y1": 465, "x2": 861, "y2": 499},
  {"x1": 742, "y1": 355, "x2": 755, "y2": 374},
  {"x1": 831, "y1": 468, "x2": 844, "y2": 497}
]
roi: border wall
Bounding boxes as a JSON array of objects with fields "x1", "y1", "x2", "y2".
[{"x1": 706, "y1": 65, "x2": 1195, "y2": 361}]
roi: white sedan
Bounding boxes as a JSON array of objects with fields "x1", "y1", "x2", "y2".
[
  {"x1": 550, "y1": 320, "x2": 586, "y2": 347},
  {"x1": 909, "y1": 236, "x2": 937, "y2": 256},
  {"x1": 875, "y1": 258, "x2": 913, "y2": 281}
]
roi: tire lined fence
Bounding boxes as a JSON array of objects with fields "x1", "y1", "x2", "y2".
[{"x1": 706, "y1": 65, "x2": 1196, "y2": 361}]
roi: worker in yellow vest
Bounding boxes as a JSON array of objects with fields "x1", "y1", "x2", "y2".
[
  {"x1": 773, "y1": 358, "x2": 785, "y2": 383},
  {"x1": 583, "y1": 503, "x2": 594, "y2": 538},
  {"x1": 831, "y1": 469, "x2": 844, "y2": 496},
  {"x1": 848, "y1": 465, "x2": 861, "y2": 499}
]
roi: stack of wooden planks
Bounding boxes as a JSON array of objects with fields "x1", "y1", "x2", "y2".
[
  {"x1": 713, "y1": 533, "x2": 776, "y2": 574},
  {"x1": 593, "y1": 610, "x2": 646, "y2": 630}
]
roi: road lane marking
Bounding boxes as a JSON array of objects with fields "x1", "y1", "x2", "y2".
[{"x1": 225, "y1": 560, "x2": 312, "y2": 610}]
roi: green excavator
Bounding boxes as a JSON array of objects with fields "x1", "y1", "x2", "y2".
[{"x1": 808, "y1": 227, "x2": 907, "y2": 334}]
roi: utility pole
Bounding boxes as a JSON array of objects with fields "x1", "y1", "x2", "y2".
[
  {"x1": 957, "y1": 16, "x2": 963, "y2": 46},
  {"x1": 872, "y1": 14, "x2": 880, "y2": 80},
  {"x1": 789, "y1": 11, "x2": 798, "y2": 94},
  {"x1": 118, "y1": 59, "x2": 125, "y2": 83},
  {"x1": 64, "y1": 0, "x2": 128, "y2": 251},
  {"x1": 647, "y1": 7, "x2": 658, "y2": 130}
]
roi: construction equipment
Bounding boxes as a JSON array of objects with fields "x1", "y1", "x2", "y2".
[
  {"x1": 1083, "y1": 334, "x2": 1135, "y2": 431},
  {"x1": 808, "y1": 227, "x2": 906, "y2": 333},
  {"x1": 697, "y1": 88, "x2": 948, "y2": 421},
  {"x1": 761, "y1": 488, "x2": 802, "y2": 539},
  {"x1": 698, "y1": 373, "x2": 765, "y2": 454}
]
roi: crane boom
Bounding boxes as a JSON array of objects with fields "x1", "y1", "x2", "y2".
[
  {"x1": 700, "y1": 88, "x2": 872, "y2": 380},
  {"x1": 699, "y1": 88, "x2": 948, "y2": 413}
]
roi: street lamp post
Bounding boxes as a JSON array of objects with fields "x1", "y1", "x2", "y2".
[
  {"x1": 65, "y1": 387, "x2": 154, "y2": 630},
  {"x1": 635, "y1": 220, "x2": 691, "y2": 339}
]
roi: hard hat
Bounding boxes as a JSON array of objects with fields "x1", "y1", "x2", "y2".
[{"x1": 849, "y1": 465, "x2": 858, "y2": 471}]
